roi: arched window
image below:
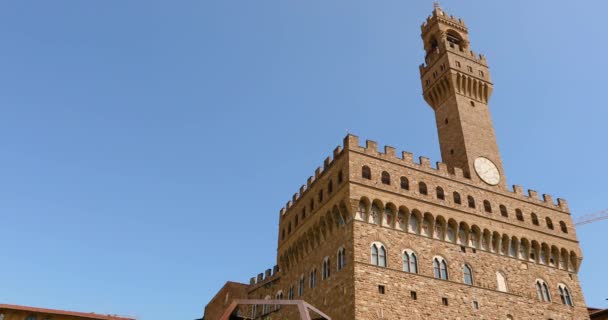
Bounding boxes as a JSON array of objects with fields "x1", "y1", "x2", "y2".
[
  {"x1": 322, "y1": 257, "x2": 331, "y2": 280},
  {"x1": 419, "y1": 182, "x2": 428, "y2": 195},
  {"x1": 500, "y1": 205, "x2": 508, "y2": 217},
  {"x1": 298, "y1": 275, "x2": 304, "y2": 296},
  {"x1": 531, "y1": 213, "x2": 539, "y2": 226},
  {"x1": 546, "y1": 217, "x2": 554, "y2": 230},
  {"x1": 433, "y1": 257, "x2": 448, "y2": 280},
  {"x1": 402, "y1": 250, "x2": 418, "y2": 273},
  {"x1": 467, "y1": 196, "x2": 475, "y2": 209},
  {"x1": 362, "y1": 166, "x2": 371, "y2": 180},
  {"x1": 288, "y1": 286, "x2": 294, "y2": 300},
  {"x1": 370, "y1": 204, "x2": 381, "y2": 225},
  {"x1": 381, "y1": 171, "x2": 391, "y2": 185},
  {"x1": 558, "y1": 284, "x2": 573, "y2": 306},
  {"x1": 496, "y1": 271, "x2": 508, "y2": 292},
  {"x1": 453, "y1": 192, "x2": 461, "y2": 204},
  {"x1": 463, "y1": 264, "x2": 473, "y2": 285},
  {"x1": 262, "y1": 295, "x2": 271, "y2": 314},
  {"x1": 302, "y1": 208, "x2": 306, "y2": 220},
  {"x1": 295, "y1": 215, "x2": 299, "y2": 227},
  {"x1": 483, "y1": 200, "x2": 492, "y2": 213},
  {"x1": 560, "y1": 221, "x2": 568, "y2": 233},
  {"x1": 371, "y1": 243, "x2": 387, "y2": 267},
  {"x1": 436, "y1": 187, "x2": 445, "y2": 200},
  {"x1": 309, "y1": 269, "x2": 317, "y2": 288},
  {"x1": 400, "y1": 177, "x2": 409, "y2": 190},
  {"x1": 338, "y1": 170, "x2": 344, "y2": 184},
  {"x1": 357, "y1": 201, "x2": 367, "y2": 221},
  {"x1": 328, "y1": 180, "x2": 333, "y2": 194},
  {"x1": 516, "y1": 209, "x2": 524, "y2": 221},
  {"x1": 337, "y1": 247, "x2": 346, "y2": 270},
  {"x1": 288, "y1": 223, "x2": 292, "y2": 234},
  {"x1": 536, "y1": 279, "x2": 551, "y2": 302},
  {"x1": 318, "y1": 190, "x2": 323, "y2": 203}
]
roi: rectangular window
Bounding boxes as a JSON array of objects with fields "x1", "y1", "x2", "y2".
[
  {"x1": 442, "y1": 297, "x2": 449, "y2": 306},
  {"x1": 473, "y1": 301, "x2": 479, "y2": 309},
  {"x1": 479, "y1": 70, "x2": 485, "y2": 77},
  {"x1": 460, "y1": 246, "x2": 466, "y2": 253},
  {"x1": 410, "y1": 291, "x2": 417, "y2": 300},
  {"x1": 467, "y1": 66, "x2": 473, "y2": 72},
  {"x1": 378, "y1": 285, "x2": 385, "y2": 294},
  {"x1": 456, "y1": 61, "x2": 461, "y2": 68}
]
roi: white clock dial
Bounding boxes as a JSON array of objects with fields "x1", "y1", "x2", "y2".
[{"x1": 474, "y1": 157, "x2": 500, "y2": 185}]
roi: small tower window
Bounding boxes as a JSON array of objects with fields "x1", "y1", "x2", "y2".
[
  {"x1": 470, "y1": 101, "x2": 475, "y2": 107},
  {"x1": 455, "y1": 61, "x2": 461, "y2": 68},
  {"x1": 467, "y1": 66, "x2": 473, "y2": 73},
  {"x1": 516, "y1": 209, "x2": 524, "y2": 221},
  {"x1": 381, "y1": 171, "x2": 391, "y2": 185},
  {"x1": 436, "y1": 187, "x2": 445, "y2": 200},
  {"x1": 560, "y1": 221, "x2": 568, "y2": 233},
  {"x1": 419, "y1": 182, "x2": 428, "y2": 195},
  {"x1": 479, "y1": 70, "x2": 485, "y2": 77},
  {"x1": 483, "y1": 200, "x2": 492, "y2": 213},
  {"x1": 531, "y1": 213, "x2": 539, "y2": 226},
  {"x1": 546, "y1": 217, "x2": 554, "y2": 230},
  {"x1": 362, "y1": 166, "x2": 371, "y2": 180},
  {"x1": 328, "y1": 180, "x2": 333, "y2": 194},
  {"x1": 453, "y1": 192, "x2": 462, "y2": 205},
  {"x1": 400, "y1": 177, "x2": 409, "y2": 190},
  {"x1": 467, "y1": 196, "x2": 476, "y2": 209},
  {"x1": 500, "y1": 205, "x2": 508, "y2": 217}
]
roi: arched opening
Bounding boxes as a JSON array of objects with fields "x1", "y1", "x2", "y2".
[
  {"x1": 453, "y1": 192, "x2": 461, "y2": 204},
  {"x1": 419, "y1": 182, "x2": 428, "y2": 195},
  {"x1": 436, "y1": 187, "x2": 445, "y2": 200},
  {"x1": 400, "y1": 176, "x2": 410, "y2": 190},
  {"x1": 546, "y1": 217, "x2": 554, "y2": 230},
  {"x1": 362, "y1": 166, "x2": 371, "y2": 180},
  {"x1": 381, "y1": 171, "x2": 391, "y2": 185}
]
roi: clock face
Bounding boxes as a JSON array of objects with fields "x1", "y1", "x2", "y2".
[{"x1": 474, "y1": 157, "x2": 500, "y2": 185}]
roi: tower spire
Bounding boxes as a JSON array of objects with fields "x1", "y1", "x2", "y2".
[{"x1": 433, "y1": 1, "x2": 441, "y2": 9}]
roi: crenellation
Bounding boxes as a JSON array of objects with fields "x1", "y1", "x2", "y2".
[
  {"x1": 257, "y1": 273, "x2": 263, "y2": 283},
  {"x1": 557, "y1": 198, "x2": 569, "y2": 212},
  {"x1": 286, "y1": 200, "x2": 292, "y2": 210},
  {"x1": 315, "y1": 167, "x2": 323, "y2": 179},
  {"x1": 324, "y1": 156, "x2": 332, "y2": 170},
  {"x1": 249, "y1": 277, "x2": 255, "y2": 285},
  {"x1": 384, "y1": 145, "x2": 396, "y2": 158},
  {"x1": 513, "y1": 185, "x2": 524, "y2": 196},
  {"x1": 333, "y1": 146, "x2": 343, "y2": 158},
  {"x1": 401, "y1": 151, "x2": 414, "y2": 163},
  {"x1": 265, "y1": 269, "x2": 271, "y2": 279},
  {"x1": 419, "y1": 156, "x2": 431, "y2": 169},
  {"x1": 307, "y1": 176, "x2": 314, "y2": 188},
  {"x1": 280, "y1": 208, "x2": 286, "y2": 216},
  {"x1": 542, "y1": 194, "x2": 554, "y2": 206},
  {"x1": 528, "y1": 189, "x2": 539, "y2": 201},
  {"x1": 436, "y1": 162, "x2": 449, "y2": 175},
  {"x1": 292, "y1": 193, "x2": 298, "y2": 203},
  {"x1": 345, "y1": 134, "x2": 360, "y2": 150},
  {"x1": 453, "y1": 167, "x2": 465, "y2": 179},
  {"x1": 365, "y1": 140, "x2": 378, "y2": 154}
]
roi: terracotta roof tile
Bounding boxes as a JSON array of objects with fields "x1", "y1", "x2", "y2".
[{"x1": 0, "y1": 304, "x2": 135, "y2": 320}]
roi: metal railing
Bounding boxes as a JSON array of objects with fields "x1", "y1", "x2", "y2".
[{"x1": 218, "y1": 299, "x2": 331, "y2": 320}]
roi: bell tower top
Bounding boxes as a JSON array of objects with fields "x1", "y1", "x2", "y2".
[{"x1": 418, "y1": 5, "x2": 505, "y2": 188}]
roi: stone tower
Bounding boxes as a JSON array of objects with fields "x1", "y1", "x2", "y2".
[
  {"x1": 419, "y1": 4, "x2": 505, "y2": 187},
  {"x1": 204, "y1": 5, "x2": 590, "y2": 320}
]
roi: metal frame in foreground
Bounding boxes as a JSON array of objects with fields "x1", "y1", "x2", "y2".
[{"x1": 218, "y1": 299, "x2": 331, "y2": 320}]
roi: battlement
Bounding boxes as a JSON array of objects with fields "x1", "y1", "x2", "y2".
[
  {"x1": 344, "y1": 134, "x2": 569, "y2": 213},
  {"x1": 249, "y1": 265, "x2": 280, "y2": 289},
  {"x1": 419, "y1": 41, "x2": 487, "y2": 75},
  {"x1": 421, "y1": 5, "x2": 467, "y2": 35},
  {"x1": 279, "y1": 145, "x2": 345, "y2": 217}
]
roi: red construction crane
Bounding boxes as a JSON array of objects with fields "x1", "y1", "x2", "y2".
[{"x1": 574, "y1": 208, "x2": 608, "y2": 226}]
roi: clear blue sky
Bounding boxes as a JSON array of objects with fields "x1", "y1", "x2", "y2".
[{"x1": 1, "y1": 1, "x2": 606, "y2": 319}]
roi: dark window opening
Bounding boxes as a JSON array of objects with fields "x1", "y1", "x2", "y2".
[
  {"x1": 442, "y1": 297, "x2": 449, "y2": 306},
  {"x1": 378, "y1": 285, "x2": 385, "y2": 294},
  {"x1": 362, "y1": 166, "x2": 371, "y2": 180}
]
